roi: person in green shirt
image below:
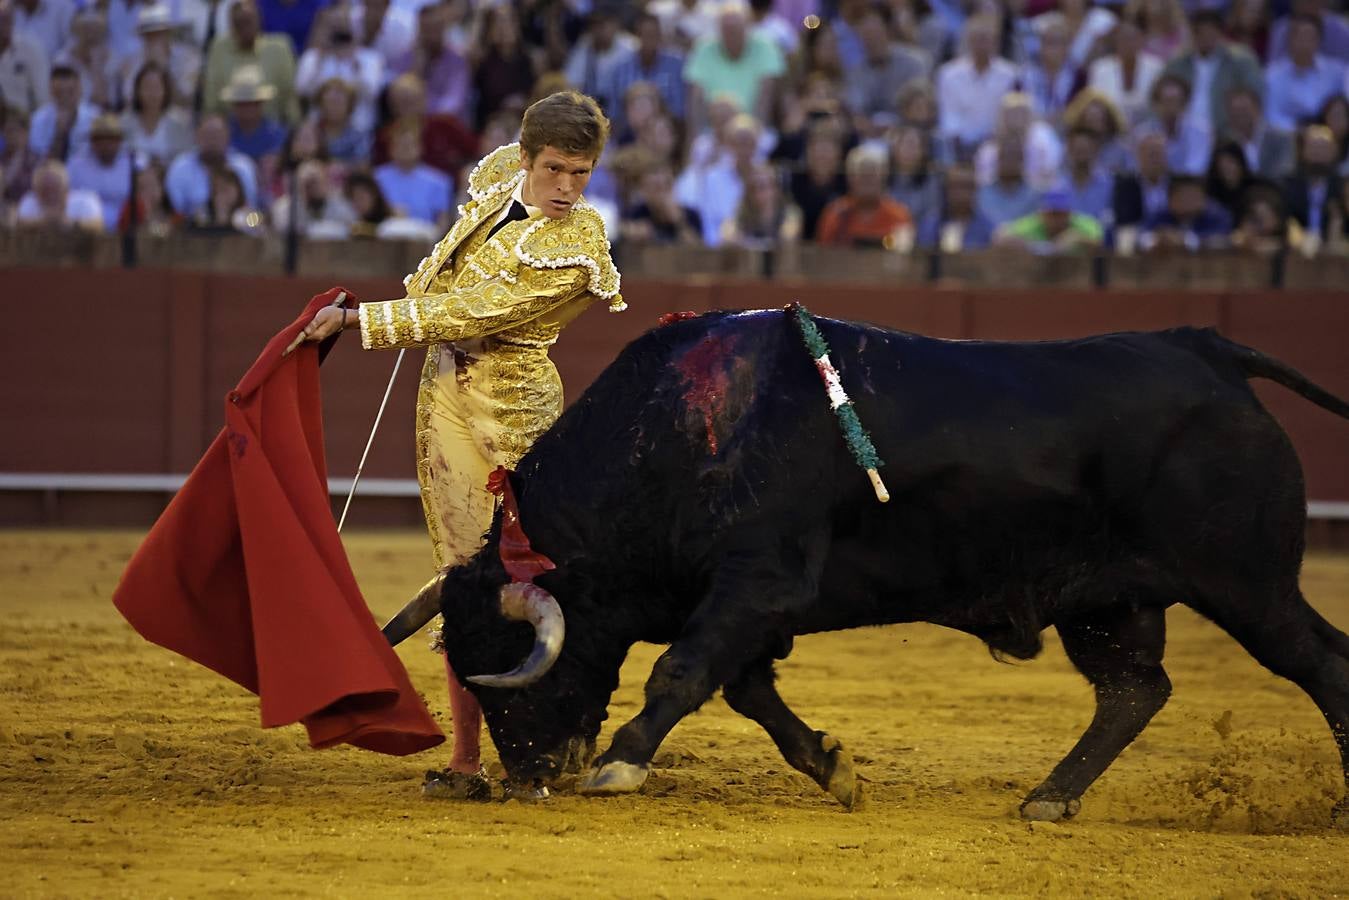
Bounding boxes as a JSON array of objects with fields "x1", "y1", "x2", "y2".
[
  {"x1": 994, "y1": 187, "x2": 1103, "y2": 253},
  {"x1": 683, "y1": 0, "x2": 785, "y2": 133},
  {"x1": 201, "y1": 0, "x2": 299, "y2": 125}
]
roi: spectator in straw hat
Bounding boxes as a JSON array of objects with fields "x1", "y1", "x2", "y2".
[
  {"x1": 202, "y1": 0, "x2": 298, "y2": 125},
  {"x1": 222, "y1": 64, "x2": 286, "y2": 166},
  {"x1": 114, "y1": 3, "x2": 201, "y2": 111},
  {"x1": 66, "y1": 111, "x2": 132, "y2": 229}
]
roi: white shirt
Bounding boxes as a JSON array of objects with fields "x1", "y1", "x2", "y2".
[
  {"x1": 973, "y1": 121, "x2": 1065, "y2": 191},
  {"x1": 1188, "y1": 53, "x2": 1220, "y2": 130},
  {"x1": 754, "y1": 14, "x2": 800, "y2": 56},
  {"x1": 648, "y1": 0, "x2": 719, "y2": 49},
  {"x1": 0, "y1": 32, "x2": 50, "y2": 113},
  {"x1": 936, "y1": 55, "x2": 1019, "y2": 147},
  {"x1": 1088, "y1": 53, "x2": 1164, "y2": 125},
  {"x1": 349, "y1": 2, "x2": 415, "y2": 80},
  {"x1": 674, "y1": 156, "x2": 744, "y2": 247},
  {"x1": 16, "y1": 187, "x2": 104, "y2": 228},
  {"x1": 294, "y1": 47, "x2": 384, "y2": 133},
  {"x1": 1066, "y1": 8, "x2": 1117, "y2": 68},
  {"x1": 122, "y1": 109, "x2": 195, "y2": 165},
  {"x1": 487, "y1": 178, "x2": 542, "y2": 233},
  {"x1": 13, "y1": 0, "x2": 74, "y2": 62}
]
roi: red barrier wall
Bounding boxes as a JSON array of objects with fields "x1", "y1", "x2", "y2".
[{"x1": 2, "y1": 268, "x2": 1347, "y2": 515}]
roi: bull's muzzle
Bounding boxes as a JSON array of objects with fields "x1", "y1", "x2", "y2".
[{"x1": 466, "y1": 582, "x2": 565, "y2": 689}]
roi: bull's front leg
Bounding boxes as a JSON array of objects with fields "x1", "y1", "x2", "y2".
[
  {"x1": 579, "y1": 541, "x2": 826, "y2": 797},
  {"x1": 575, "y1": 621, "x2": 738, "y2": 796}
]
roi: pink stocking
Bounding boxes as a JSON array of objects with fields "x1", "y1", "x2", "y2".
[{"x1": 444, "y1": 655, "x2": 483, "y2": 773}]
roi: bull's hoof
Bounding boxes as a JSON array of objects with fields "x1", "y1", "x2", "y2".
[
  {"x1": 1332, "y1": 798, "x2": 1349, "y2": 829},
  {"x1": 819, "y1": 733, "x2": 861, "y2": 811},
  {"x1": 1019, "y1": 796, "x2": 1081, "y2": 822},
  {"x1": 577, "y1": 761, "x2": 649, "y2": 796},
  {"x1": 502, "y1": 780, "x2": 551, "y2": 803}
]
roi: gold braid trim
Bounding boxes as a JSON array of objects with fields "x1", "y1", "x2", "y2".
[
  {"x1": 514, "y1": 202, "x2": 624, "y2": 309},
  {"x1": 468, "y1": 143, "x2": 525, "y2": 200}
]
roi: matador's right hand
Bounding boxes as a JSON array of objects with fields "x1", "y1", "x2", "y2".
[{"x1": 284, "y1": 305, "x2": 351, "y2": 356}]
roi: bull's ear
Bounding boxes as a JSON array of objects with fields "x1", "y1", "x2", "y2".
[{"x1": 466, "y1": 583, "x2": 565, "y2": 688}]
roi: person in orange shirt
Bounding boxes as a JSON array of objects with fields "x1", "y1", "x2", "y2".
[{"x1": 815, "y1": 144, "x2": 915, "y2": 250}]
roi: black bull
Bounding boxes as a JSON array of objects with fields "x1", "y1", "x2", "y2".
[{"x1": 386, "y1": 310, "x2": 1349, "y2": 822}]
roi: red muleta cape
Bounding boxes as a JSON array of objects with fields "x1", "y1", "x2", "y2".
[{"x1": 113, "y1": 288, "x2": 444, "y2": 756}]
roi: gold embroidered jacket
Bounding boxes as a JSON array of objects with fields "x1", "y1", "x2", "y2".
[
  {"x1": 355, "y1": 143, "x2": 623, "y2": 552},
  {"x1": 358, "y1": 141, "x2": 624, "y2": 352}
]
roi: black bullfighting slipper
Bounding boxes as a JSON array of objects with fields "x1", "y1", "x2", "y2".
[{"x1": 421, "y1": 767, "x2": 493, "y2": 802}]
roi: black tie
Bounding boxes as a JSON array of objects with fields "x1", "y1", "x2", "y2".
[{"x1": 485, "y1": 200, "x2": 529, "y2": 241}]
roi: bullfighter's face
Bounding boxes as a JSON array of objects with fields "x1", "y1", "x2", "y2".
[{"x1": 520, "y1": 146, "x2": 595, "y2": 220}]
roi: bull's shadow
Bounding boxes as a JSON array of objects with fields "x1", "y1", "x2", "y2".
[{"x1": 390, "y1": 309, "x2": 1349, "y2": 826}]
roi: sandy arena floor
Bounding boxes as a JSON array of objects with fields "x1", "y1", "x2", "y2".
[{"x1": 1, "y1": 530, "x2": 1347, "y2": 898}]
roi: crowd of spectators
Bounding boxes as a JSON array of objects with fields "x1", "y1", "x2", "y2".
[{"x1": 2, "y1": 0, "x2": 1348, "y2": 258}]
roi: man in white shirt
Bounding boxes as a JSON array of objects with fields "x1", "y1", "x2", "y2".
[
  {"x1": 1265, "y1": 14, "x2": 1347, "y2": 131},
  {"x1": 15, "y1": 157, "x2": 103, "y2": 229},
  {"x1": 11, "y1": 0, "x2": 71, "y2": 62},
  {"x1": 649, "y1": 0, "x2": 720, "y2": 51},
  {"x1": 936, "y1": 14, "x2": 1019, "y2": 159},
  {"x1": 674, "y1": 110, "x2": 761, "y2": 245},
  {"x1": 350, "y1": 0, "x2": 413, "y2": 85},
  {"x1": 165, "y1": 112, "x2": 258, "y2": 216},
  {"x1": 65, "y1": 112, "x2": 132, "y2": 229},
  {"x1": 28, "y1": 62, "x2": 100, "y2": 159},
  {"x1": 0, "y1": 0, "x2": 50, "y2": 113}
]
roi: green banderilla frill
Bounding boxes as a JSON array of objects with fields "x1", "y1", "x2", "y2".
[{"x1": 786, "y1": 302, "x2": 889, "y2": 502}]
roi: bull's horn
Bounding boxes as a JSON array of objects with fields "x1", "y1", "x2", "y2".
[
  {"x1": 381, "y1": 573, "x2": 445, "y2": 646},
  {"x1": 466, "y1": 583, "x2": 564, "y2": 688}
]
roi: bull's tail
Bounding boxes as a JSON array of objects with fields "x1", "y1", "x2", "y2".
[{"x1": 1199, "y1": 330, "x2": 1349, "y2": 420}]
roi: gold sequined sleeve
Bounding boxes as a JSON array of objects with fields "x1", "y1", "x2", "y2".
[{"x1": 358, "y1": 267, "x2": 591, "y2": 351}]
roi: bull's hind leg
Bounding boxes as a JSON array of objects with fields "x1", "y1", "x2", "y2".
[
  {"x1": 1021, "y1": 603, "x2": 1171, "y2": 822},
  {"x1": 722, "y1": 659, "x2": 860, "y2": 809},
  {"x1": 1198, "y1": 586, "x2": 1349, "y2": 827}
]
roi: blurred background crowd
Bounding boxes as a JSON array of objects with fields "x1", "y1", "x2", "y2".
[{"x1": 2, "y1": 0, "x2": 1348, "y2": 258}]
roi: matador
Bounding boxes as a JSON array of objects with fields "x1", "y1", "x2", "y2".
[{"x1": 295, "y1": 91, "x2": 623, "y2": 800}]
